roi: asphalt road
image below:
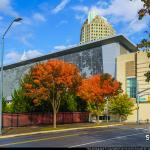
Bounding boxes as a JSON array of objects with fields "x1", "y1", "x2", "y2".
[{"x1": 0, "y1": 125, "x2": 150, "y2": 147}]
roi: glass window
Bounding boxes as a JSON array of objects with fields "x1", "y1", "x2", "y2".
[{"x1": 126, "y1": 77, "x2": 136, "y2": 98}]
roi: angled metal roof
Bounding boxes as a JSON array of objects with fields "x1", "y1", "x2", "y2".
[{"x1": 2, "y1": 35, "x2": 138, "y2": 70}]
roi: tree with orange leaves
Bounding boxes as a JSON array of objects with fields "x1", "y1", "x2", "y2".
[
  {"x1": 77, "y1": 73, "x2": 122, "y2": 122},
  {"x1": 22, "y1": 59, "x2": 82, "y2": 128}
]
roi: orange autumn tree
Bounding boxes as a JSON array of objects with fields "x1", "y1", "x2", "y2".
[
  {"x1": 77, "y1": 73, "x2": 122, "y2": 122},
  {"x1": 22, "y1": 59, "x2": 82, "y2": 128}
]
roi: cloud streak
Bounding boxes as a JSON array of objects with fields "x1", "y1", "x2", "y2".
[
  {"x1": 4, "y1": 50, "x2": 43, "y2": 65},
  {"x1": 53, "y1": 44, "x2": 77, "y2": 52},
  {"x1": 0, "y1": 0, "x2": 19, "y2": 17},
  {"x1": 33, "y1": 13, "x2": 46, "y2": 22},
  {"x1": 52, "y1": 0, "x2": 70, "y2": 14}
]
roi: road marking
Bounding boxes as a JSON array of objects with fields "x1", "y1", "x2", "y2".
[
  {"x1": 0, "y1": 127, "x2": 131, "y2": 147},
  {"x1": 0, "y1": 128, "x2": 123, "y2": 147},
  {"x1": 0, "y1": 126, "x2": 139, "y2": 147},
  {"x1": 134, "y1": 128, "x2": 145, "y2": 130},
  {"x1": 0, "y1": 132, "x2": 85, "y2": 147},
  {"x1": 0, "y1": 123, "x2": 123, "y2": 139},
  {"x1": 69, "y1": 132, "x2": 145, "y2": 147}
]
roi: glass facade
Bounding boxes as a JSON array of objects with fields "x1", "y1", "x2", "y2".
[
  {"x1": 126, "y1": 77, "x2": 137, "y2": 98},
  {"x1": 58, "y1": 46, "x2": 103, "y2": 77}
]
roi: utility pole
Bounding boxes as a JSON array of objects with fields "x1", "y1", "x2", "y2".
[
  {"x1": 0, "y1": 18, "x2": 22, "y2": 134},
  {"x1": 106, "y1": 98, "x2": 109, "y2": 123}
]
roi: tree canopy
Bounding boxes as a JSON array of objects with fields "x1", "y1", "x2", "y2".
[
  {"x1": 77, "y1": 73, "x2": 122, "y2": 122},
  {"x1": 109, "y1": 94, "x2": 134, "y2": 122},
  {"x1": 22, "y1": 59, "x2": 82, "y2": 128}
]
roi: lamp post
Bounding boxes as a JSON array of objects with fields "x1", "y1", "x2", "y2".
[
  {"x1": 106, "y1": 98, "x2": 109, "y2": 123},
  {"x1": 136, "y1": 81, "x2": 139, "y2": 125},
  {"x1": 0, "y1": 17, "x2": 22, "y2": 134}
]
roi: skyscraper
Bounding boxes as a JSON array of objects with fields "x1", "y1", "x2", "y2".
[{"x1": 80, "y1": 10, "x2": 116, "y2": 44}]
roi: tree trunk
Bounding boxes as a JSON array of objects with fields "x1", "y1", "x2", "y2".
[
  {"x1": 119, "y1": 116, "x2": 122, "y2": 122},
  {"x1": 53, "y1": 109, "x2": 57, "y2": 128},
  {"x1": 96, "y1": 114, "x2": 99, "y2": 124},
  {"x1": 89, "y1": 113, "x2": 91, "y2": 122}
]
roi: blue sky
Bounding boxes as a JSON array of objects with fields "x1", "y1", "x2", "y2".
[{"x1": 0, "y1": 0, "x2": 149, "y2": 65}]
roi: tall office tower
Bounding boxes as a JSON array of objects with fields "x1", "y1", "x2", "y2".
[{"x1": 80, "y1": 10, "x2": 116, "y2": 44}]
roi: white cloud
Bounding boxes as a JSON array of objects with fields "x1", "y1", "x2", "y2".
[
  {"x1": 75, "y1": 14, "x2": 86, "y2": 23},
  {"x1": 73, "y1": 0, "x2": 147, "y2": 35},
  {"x1": 25, "y1": 50, "x2": 43, "y2": 59},
  {"x1": 72, "y1": 5, "x2": 89, "y2": 14},
  {"x1": 4, "y1": 50, "x2": 43, "y2": 64},
  {"x1": 121, "y1": 18, "x2": 149, "y2": 36},
  {"x1": 33, "y1": 13, "x2": 46, "y2": 22},
  {"x1": 53, "y1": 44, "x2": 77, "y2": 52},
  {"x1": 73, "y1": 0, "x2": 144, "y2": 22},
  {"x1": 56, "y1": 20, "x2": 68, "y2": 28},
  {"x1": 101, "y1": 0, "x2": 144, "y2": 22},
  {"x1": 5, "y1": 51, "x2": 21, "y2": 61},
  {"x1": 0, "y1": 0, "x2": 19, "y2": 17},
  {"x1": 20, "y1": 33, "x2": 33, "y2": 47},
  {"x1": 54, "y1": 45, "x2": 66, "y2": 50},
  {"x1": 129, "y1": 19, "x2": 148, "y2": 32},
  {"x1": 52, "y1": 0, "x2": 70, "y2": 14},
  {"x1": 96, "y1": 1, "x2": 110, "y2": 8}
]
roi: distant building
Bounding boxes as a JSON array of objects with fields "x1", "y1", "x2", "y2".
[
  {"x1": 80, "y1": 10, "x2": 116, "y2": 44},
  {"x1": 117, "y1": 51, "x2": 150, "y2": 122}
]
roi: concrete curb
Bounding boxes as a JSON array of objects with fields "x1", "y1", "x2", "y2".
[{"x1": 0, "y1": 123, "x2": 123, "y2": 139}]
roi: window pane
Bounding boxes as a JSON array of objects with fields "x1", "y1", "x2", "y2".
[{"x1": 126, "y1": 77, "x2": 136, "y2": 98}]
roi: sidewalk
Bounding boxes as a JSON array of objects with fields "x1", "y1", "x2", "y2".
[{"x1": 0, "y1": 122, "x2": 123, "y2": 139}]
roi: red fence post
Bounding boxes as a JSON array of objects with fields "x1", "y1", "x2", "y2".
[
  {"x1": 17, "y1": 113, "x2": 19, "y2": 127},
  {"x1": 2, "y1": 113, "x2": 3, "y2": 128},
  {"x1": 11, "y1": 113, "x2": 13, "y2": 127}
]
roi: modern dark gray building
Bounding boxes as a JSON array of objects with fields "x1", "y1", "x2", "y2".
[{"x1": 1, "y1": 35, "x2": 137, "y2": 100}]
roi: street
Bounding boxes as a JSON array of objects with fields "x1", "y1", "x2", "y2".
[{"x1": 0, "y1": 125, "x2": 150, "y2": 147}]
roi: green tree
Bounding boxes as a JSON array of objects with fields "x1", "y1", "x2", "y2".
[
  {"x1": 109, "y1": 94, "x2": 134, "y2": 122},
  {"x1": 76, "y1": 96, "x2": 87, "y2": 112},
  {"x1": 137, "y1": 0, "x2": 150, "y2": 20},
  {"x1": 87, "y1": 101, "x2": 105, "y2": 123},
  {"x1": 133, "y1": 0, "x2": 150, "y2": 81},
  {"x1": 11, "y1": 87, "x2": 31, "y2": 113},
  {"x1": 59, "y1": 93, "x2": 77, "y2": 112},
  {"x1": 60, "y1": 94, "x2": 87, "y2": 112},
  {"x1": 2, "y1": 97, "x2": 12, "y2": 113},
  {"x1": 11, "y1": 87, "x2": 52, "y2": 113},
  {"x1": 2, "y1": 97, "x2": 6, "y2": 112},
  {"x1": 2, "y1": 97, "x2": 7, "y2": 113},
  {"x1": 144, "y1": 51, "x2": 150, "y2": 82}
]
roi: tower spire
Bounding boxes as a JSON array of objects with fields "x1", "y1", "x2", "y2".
[
  {"x1": 20, "y1": 50, "x2": 27, "y2": 61},
  {"x1": 88, "y1": 9, "x2": 99, "y2": 24}
]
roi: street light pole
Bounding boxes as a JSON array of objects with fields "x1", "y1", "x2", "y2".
[
  {"x1": 0, "y1": 37, "x2": 4, "y2": 135},
  {"x1": 136, "y1": 81, "x2": 139, "y2": 125},
  {"x1": 0, "y1": 18, "x2": 22, "y2": 134},
  {"x1": 137, "y1": 93, "x2": 139, "y2": 124},
  {"x1": 106, "y1": 98, "x2": 109, "y2": 123}
]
